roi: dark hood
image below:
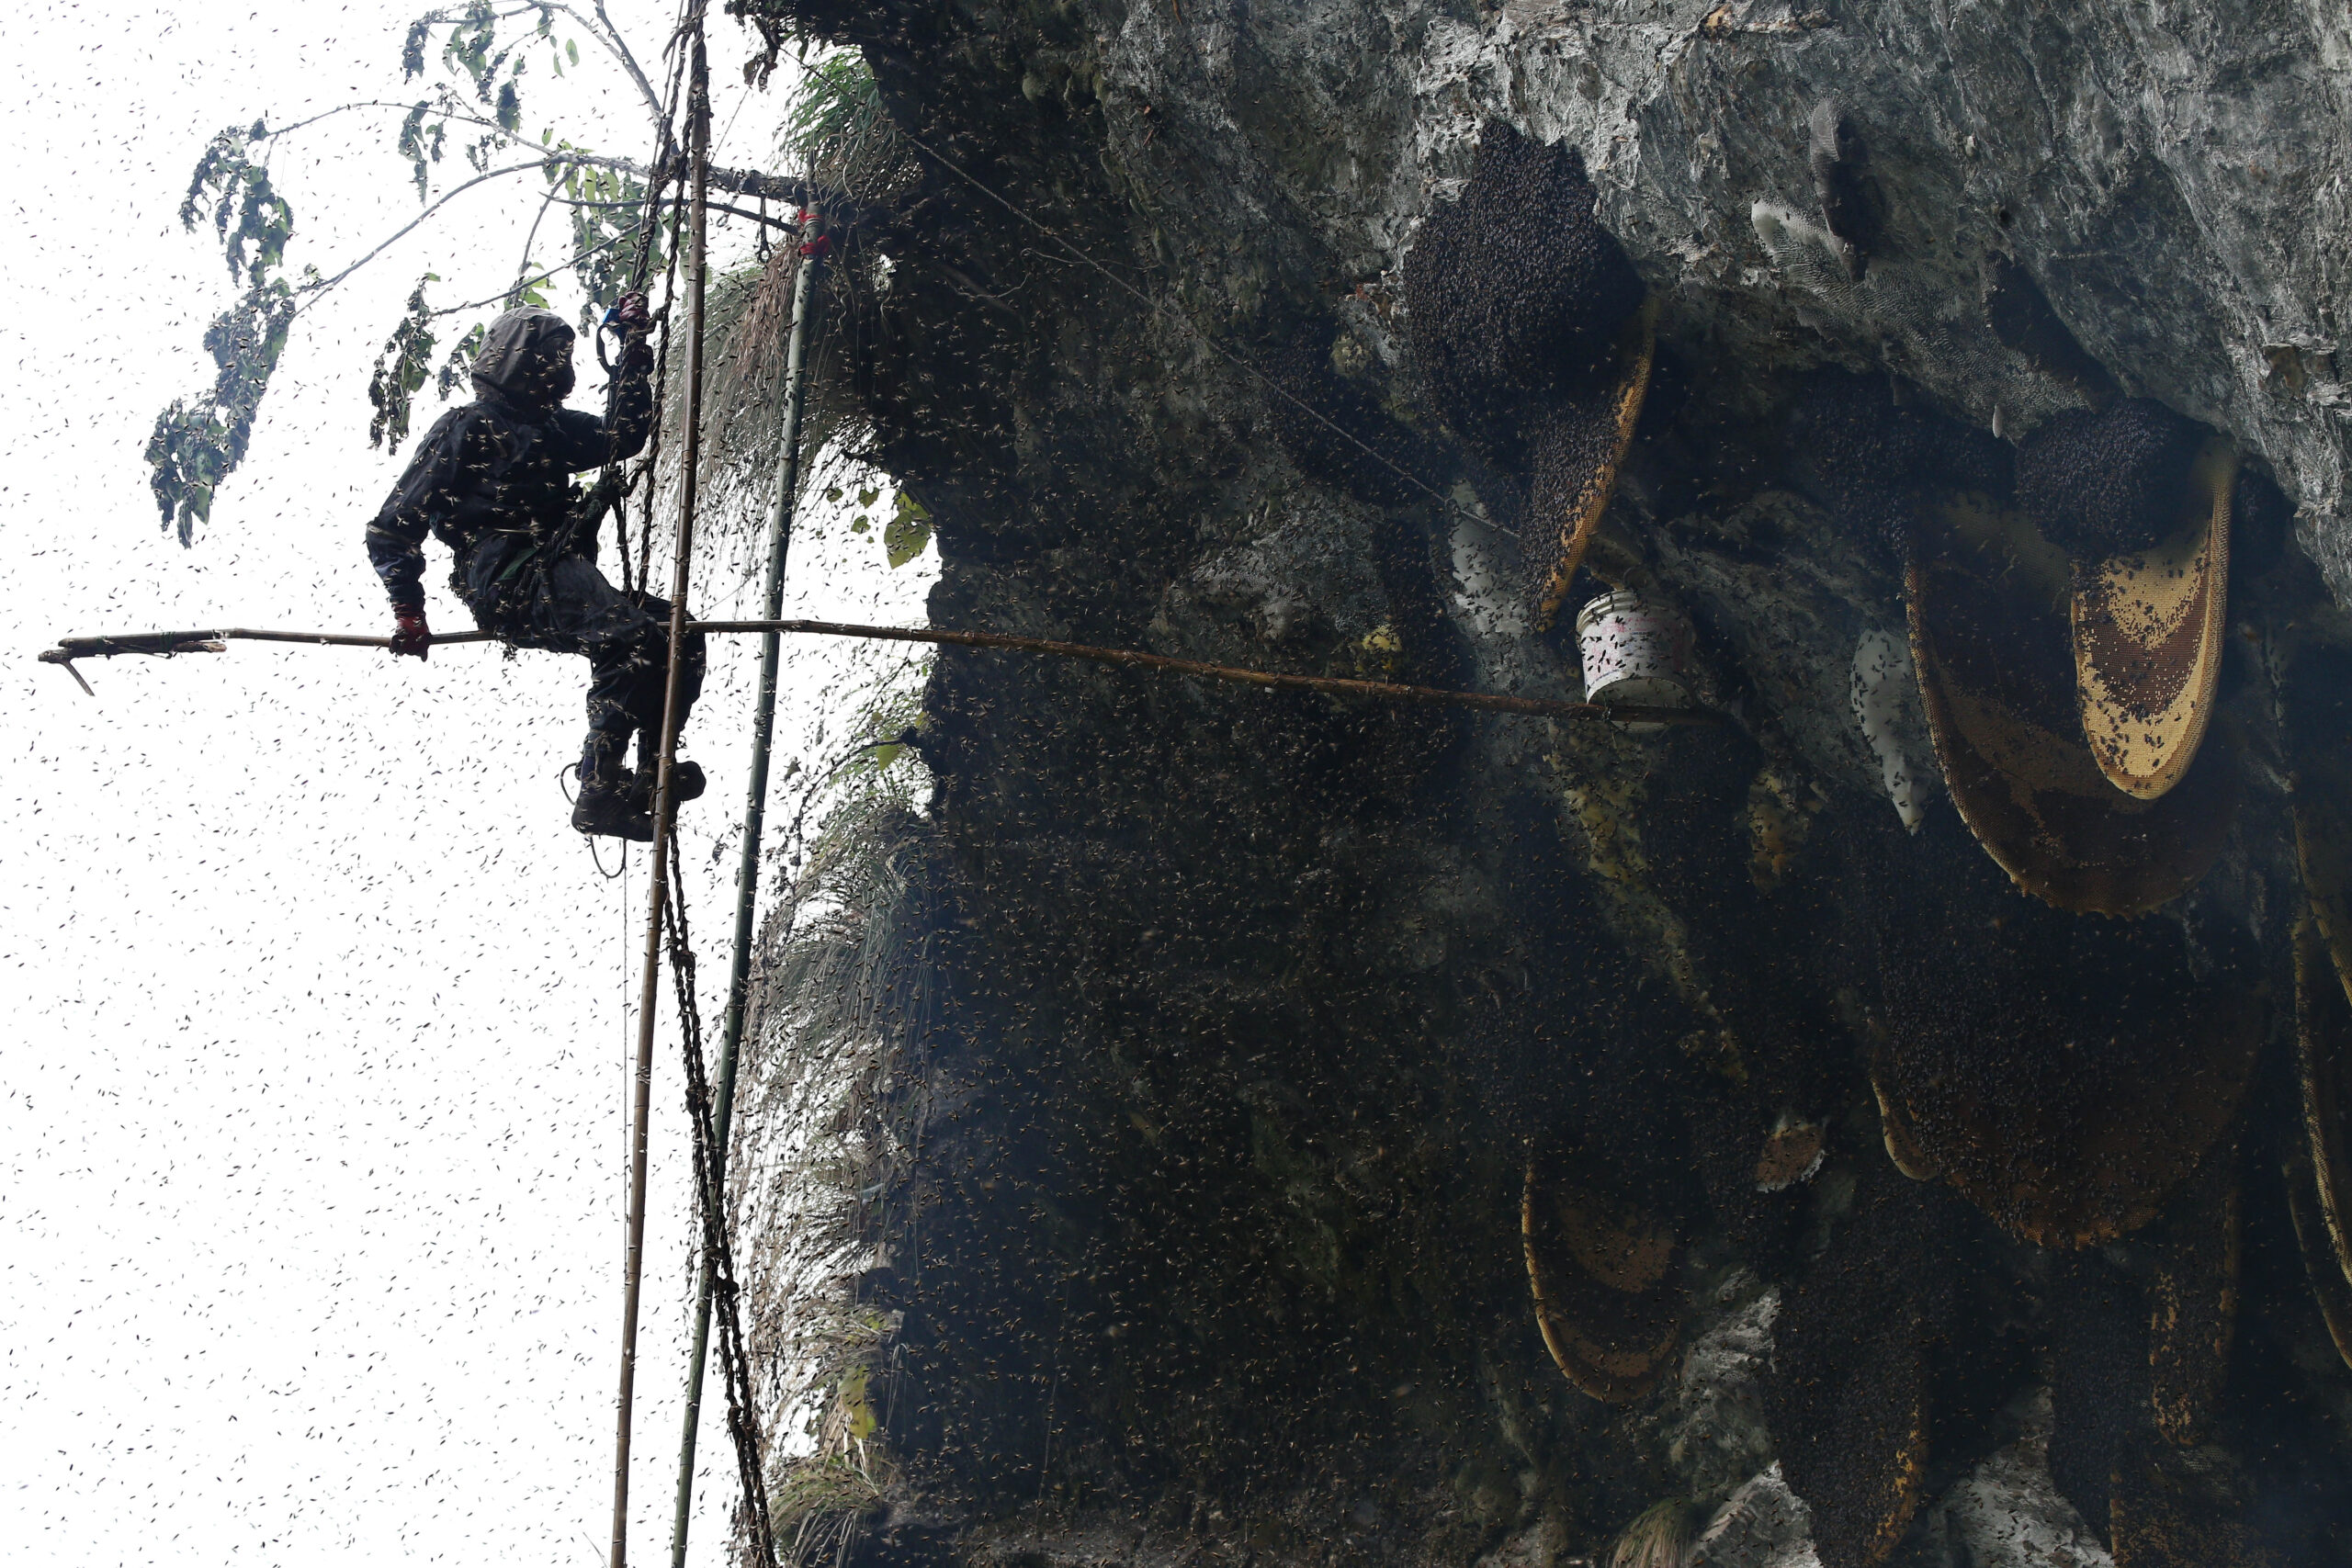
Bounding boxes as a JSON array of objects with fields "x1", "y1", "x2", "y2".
[{"x1": 471, "y1": 306, "x2": 576, "y2": 410}]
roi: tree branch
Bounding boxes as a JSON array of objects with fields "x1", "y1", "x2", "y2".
[
  {"x1": 514, "y1": 180, "x2": 564, "y2": 298},
  {"x1": 548, "y1": 193, "x2": 801, "y2": 230},
  {"x1": 583, "y1": 0, "x2": 666, "y2": 130},
  {"x1": 435, "y1": 217, "x2": 648, "y2": 319},
  {"x1": 409, "y1": 3, "x2": 666, "y2": 130},
  {"x1": 570, "y1": 151, "x2": 816, "y2": 207},
  {"x1": 247, "y1": 100, "x2": 811, "y2": 212},
  {"x1": 294, "y1": 144, "x2": 818, "y2": 308},
  {"x1": 298, "y1": 158, "x2": 554, "y2": 302}
]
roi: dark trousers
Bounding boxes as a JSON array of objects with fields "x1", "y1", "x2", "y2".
[{"x1": 459, "y1": 541, "x2": 707, "y2": 752}]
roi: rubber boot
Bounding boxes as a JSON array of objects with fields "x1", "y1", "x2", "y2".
[
  {"x1": 630, "y1": 730, "x2": 705, "y2": 812},
  {"x1": 573, "y1": 730, "x2": 654, "y2": 842}
]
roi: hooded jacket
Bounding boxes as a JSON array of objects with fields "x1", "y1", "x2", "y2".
[{"x1": 367, "y1": 305, "x2": 653, "y2": 613}]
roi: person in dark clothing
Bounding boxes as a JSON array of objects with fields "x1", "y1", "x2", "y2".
[{"x1": 367, "y1": 295, "x2": 707, "y2": 841}]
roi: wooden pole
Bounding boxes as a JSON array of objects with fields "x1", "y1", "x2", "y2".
[
  {"x1": 667, "y1": 225, "x2": 822, "y2": 1568},
  {"x1": 40, "y1": 620, "x2": 1716, "y2": 728},
  {"x1": 612, "y1": 12, "x2": 711, "y2": 1567}
]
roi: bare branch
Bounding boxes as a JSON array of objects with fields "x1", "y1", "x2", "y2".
[
  {"x1": 435, "y1": 217, "x2": 649, "y2": 320},
  {"x1": 293, "y1": 142, "x2": 820, "y2": 307},
  {"x1": 299, "y1": 158, "x2": 554, "y2": 303},
  {"x1": 583, "y1": 0, "x2": 666, "y2": 129},
  {"x1": 514, "y1": 180, "x2": 564, "y2": 297},
  {"x1": 244, "y1": 101, "x2": 809, "y2": 211}
]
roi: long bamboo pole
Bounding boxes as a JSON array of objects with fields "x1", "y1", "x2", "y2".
[
  {"x1": 612, "y1": 14, "x2": 711, "y2": 1568},
  {"x1": 40, "y1": 623, "x2": 1714, "y2": 728},
  {"x1": 666, "y1": 228, "x2": 822, "y2": 1568}
]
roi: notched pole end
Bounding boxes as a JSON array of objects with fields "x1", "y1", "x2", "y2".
[{"x1": 38, "y1": 648, "x2": 97, "y2": 696}]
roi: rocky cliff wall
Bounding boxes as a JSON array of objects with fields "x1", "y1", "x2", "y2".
[{"x1": 733, "y1": 4, "x2": 2352, "y2": 1564}]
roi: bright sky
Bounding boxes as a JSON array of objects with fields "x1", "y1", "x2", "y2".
[{"x1": 4, "y1": 6, "x2": 930, "y2": 1563}]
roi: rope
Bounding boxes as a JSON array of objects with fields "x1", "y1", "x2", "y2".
[
  {"x1": 611, "y1": 6, "x2": 710, "y2": 1561},
  {"x1": 595, "y1": 31, "x2": 695, "y2": 599},
  {"x1": 612, "y1": 6, "x2": 716, "y2": 1561},
  {"x1": 661, "y1": 837, "x2": 778, "y2": 1567},
  {"x1": 41, "y1": 621, "x2": 1719, "y2": 728}
]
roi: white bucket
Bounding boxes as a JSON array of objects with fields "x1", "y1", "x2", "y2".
[{"x1": 1576, "y1": 590, "x2": 1693, "y2": 731}]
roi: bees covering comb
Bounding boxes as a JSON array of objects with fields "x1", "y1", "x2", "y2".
[
  {"x1": 2068, "y1": 439, "x2": 2234, "y2": 801},
  {"x1": 1767, "y1": 1163, "x2": 1952, "y2": 1568},
  {"x1": 1865, "y1": 814, "x2": 2263, "y2": 1248},
  {"x1": 1904, "y1": 491, "x2": 2234, "y2": 917},
  {"x1": 1404, "y1": 120, "x2": 1651, "y2": 626}
]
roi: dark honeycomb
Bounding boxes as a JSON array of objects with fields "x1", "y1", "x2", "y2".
[
  {"x1": 1864, "y1": 810, "x2": 2264, "y2": 1246},
  {"x1": 1523, "y1": 1136, "x2": 1688, "y2": 1404},
  {"x1": 2016, "y1": 399, "x2": 2206, "y2": 559},
  {"x1": 2047, "y1": 1248, "x2": 2152, "y2": 1545},
  {"x1": 1403, "y1": 119, "x2": 1644, "y2": 473},
  {"x1": 2109, "y1": 1438, "x2": 2267, "y2": 1567},
  {"x1": 1684, "y1": 1089, "x2": 1805, "y2": 1267},
  {"x1": 1768, "y1": 1160, "x2": 1958, "y2": 1568},
  {"x1": 2144, "y1": 1151, "x2": 2238, "y2": 1447},
  {"x1": 1525, "y1": 377, "x2": 1632, "y2": 550},
  {"x1": 1982, "y1": 254, "x2": 2120, "y2": 404}
]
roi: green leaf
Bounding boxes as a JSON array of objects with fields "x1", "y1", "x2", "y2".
[
  {"x1": 396, "y1": 104, "x2": 445, "y2": 202},
  {"x1": 436, "y1": 322, "x2": 486, "y2": 397},
  {"x1": 146, "y1": 276, "x2": 297, "y2": 545},
  {"x1": 867, "y1": 743, "x2": 904, "y2": 771},
  {"x1": 366, "y1": 275, "x2": 440, "y2": 452},
  {"x1": 850, "y1": 516, "x2": 870, "y2": 534},
  {"x1": 884, "y1": 491, "x2": 933, "y2": 568},
  {"x1": 180, "y1": 127, "x2": 296, "y2": 285},
  {"x1": 565, "y1": 38, "x2": 579, "y2": 65},
  {"x1": 855, "y1": 487, "x2": 878, "y2": 507}
]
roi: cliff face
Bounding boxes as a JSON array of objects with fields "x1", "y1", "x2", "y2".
[{"x1": 736, "y1": 4, "x2": 2352, "y2": 1564}]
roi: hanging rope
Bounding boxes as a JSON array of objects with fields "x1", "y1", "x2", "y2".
[
  {"x1": 612, "y1": 5, "x2": 716, "y2": 1564},
  {"x1": 629, "y1": 179, "x2": 697, "y2": 596},
  {"x1": 662, "y1": 837, "x2": 779, "y2": 1567},
  {"x1": 587, "y1": 25, "x2": 696, "y2": 599}
]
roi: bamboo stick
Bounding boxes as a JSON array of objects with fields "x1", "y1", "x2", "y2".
[{"x1": 41, "y1": 620, "x2": 1715, "y2": 728}]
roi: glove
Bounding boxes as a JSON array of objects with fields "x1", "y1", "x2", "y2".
[
  {"x1": 390, "y1": 606, "x2": 431, "y2": 661},
  {"x1": 610, "y1": 289, "x2": 652, "y2": 341}
]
